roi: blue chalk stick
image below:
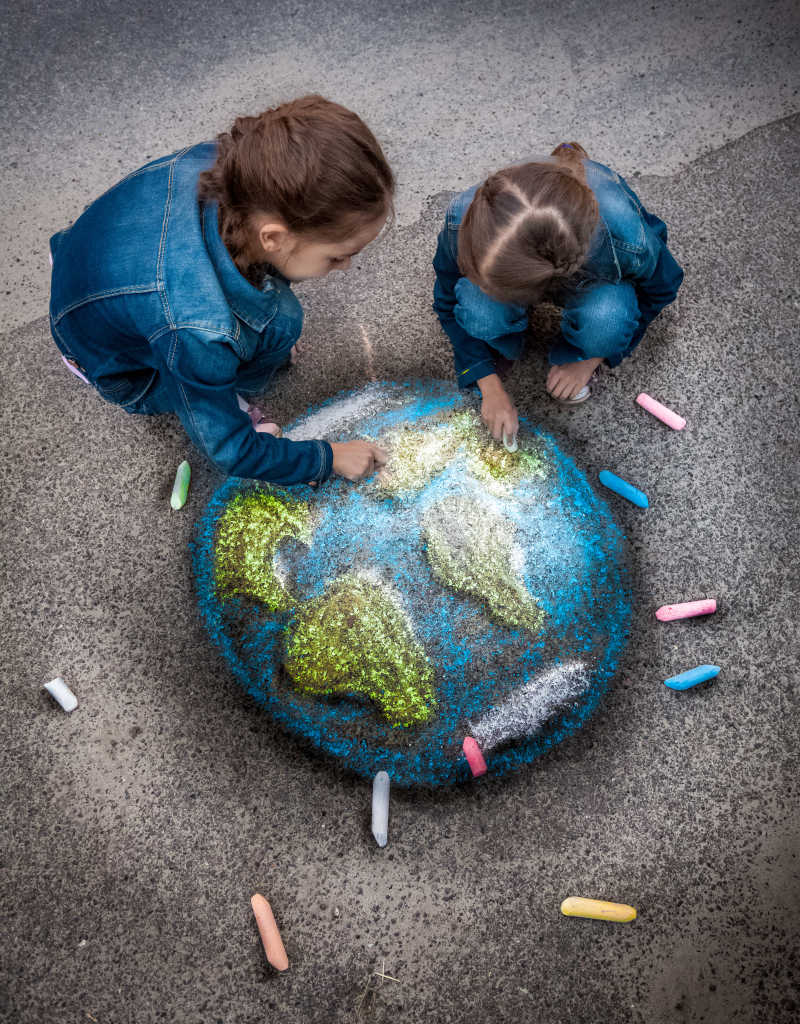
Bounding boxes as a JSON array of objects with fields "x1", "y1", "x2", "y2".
[
  {"x1": 598, "y1": 470, "x2": 649, "y2": 508},
  {"x1": 664, "y1": 665, "x2": 721, "y2": 690}
]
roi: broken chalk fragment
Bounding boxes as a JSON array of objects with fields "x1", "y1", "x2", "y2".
[
  {"x1": 250, "y1": 894, "x2": 289, "y2": 971},
  {"x1": 636, "y1": 393, "x2": 686, "y2": 431},
  {"x1": 598, "y1": 470, "x2": 648, "y2": 508},
  {"x1": 462, "y1": 736, "x2": 488, "y2": 778},
  {"x1": 170, "y1": 460, "x2": 191, "y2": 510},
  {"x1": 656, "y1": 599, "x2": 717, "y2": 622},
  {"x1": 664, "y1": 664, "x2": 721, "y2": 690},
  {"x1": 561, "y1": 897, "x2": 637, "y2": 922},
  {"x1": 371, "y1": 771, "x2": 390, "y2": 847},
  {"x1": 502, "y1": 430, "x2": 518, "y2": 453},
  {"x1": 43, "y1": 677, "x2": 77, "y2": 712}
]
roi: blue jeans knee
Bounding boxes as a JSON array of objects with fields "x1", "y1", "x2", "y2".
[
  {"x1": 551, "y1": 281, "x2": 640, "y2": 366},
  {"x1": 453, "y1": 277, "x2": 528, "y2": 345}
]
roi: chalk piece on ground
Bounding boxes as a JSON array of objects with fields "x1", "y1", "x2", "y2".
[
  {"x1": 462, "y1": 736, "x2": 488, "y2": 777},
  {"x1": 170, "y1": 460, "x2": 191, "y2": 510},
  {"x1": 43, "y1": 677, "x2": 77, "y2": 712},
  {"x1": 560, "y1": 897, "x2": 637, "y2": 922},
  {"x1": 502, "y1": 430, "x2": 518, "y2": 453},
  {"x1": 598, "y1": 470, "x2": 648, "y2": 508},
  {"x1": 656, "y1": 599, "x2": 717, "y2": 622},
  {"x1": 251, "y1": 894, "x2": 289, "y2": 971},
  {"x1": 371, "y1": 770, "x2": 390, "y2": 847},
  {"x1": 664, "y1": 664, "x2": 721, "y2": 690},
  {"x1": 635, "y1": 392, "x2": 686, "y2": 430}
]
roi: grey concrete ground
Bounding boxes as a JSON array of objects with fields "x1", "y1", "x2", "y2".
[{"x1": 2, "y1": 3, "x2": 799, "y2": 1023}]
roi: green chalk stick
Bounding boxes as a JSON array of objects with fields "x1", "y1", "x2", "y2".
[{"x1": 170, "y1": 460, "x2": 191, "y2": 510}]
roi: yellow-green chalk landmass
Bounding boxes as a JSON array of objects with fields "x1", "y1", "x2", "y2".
[
  {"x1": 284, "y1": 574, "x2": 436, "y2": 728},
  {"x1": 214, "y1": 489, "x2": 313, "y2": 611},
  {"x1": 422, "y1": 495, "x2": 546, "y2": 634},
  {"x1": 377, "y1": 408, "x2": 546, "y2": 497}
]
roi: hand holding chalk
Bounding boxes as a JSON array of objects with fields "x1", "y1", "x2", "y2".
[{"x1": 502, "y1": 429, "x2": 518, "y2": 453}]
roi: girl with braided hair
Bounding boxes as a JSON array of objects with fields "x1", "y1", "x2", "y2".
[
  {"x1": 49, "y1": 96, "x2": 393, "y2": 486},
  {"x1": 432, "y1": 143, "x2": 684, "y2": 440}
]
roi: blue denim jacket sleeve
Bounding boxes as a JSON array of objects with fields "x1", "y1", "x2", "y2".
[
  {"x1": 600, "y1": 168, "x2": 685, "y2": 350},
  {"x1": 152, "y1": 327, "x2": 333, "y2": 485}
]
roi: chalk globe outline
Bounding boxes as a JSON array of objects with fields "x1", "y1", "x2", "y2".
[{"x1": 192, "y1": 381, "x2": 632, "y2": 787}]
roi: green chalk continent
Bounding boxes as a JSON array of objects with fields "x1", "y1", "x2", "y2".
[
  {"x1": 377, "y1": 408, "x2": 546, "y2": 497},
  {"x1": 214, "y1": 489, "x2": 312, "y2": 611},
  {"x1": 284, "y1": 575, "x2": 436, "y2": 728},
  {"x1": 422, "y1": 495, "x2": 545, "y2": 634}
]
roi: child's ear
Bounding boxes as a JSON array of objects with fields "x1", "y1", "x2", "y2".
[{"x1": 257, "y1": 221, "x2": 290, "y2": 255}]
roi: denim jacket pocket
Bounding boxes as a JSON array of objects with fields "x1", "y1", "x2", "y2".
[
  {"x1": 95, "y1": 368, "x2": 159, "y2": 408},
  {"x1": 230, "y1": 277, "x2": 303, "y2": 362}
]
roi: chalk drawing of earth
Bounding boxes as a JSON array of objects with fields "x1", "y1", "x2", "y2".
[{"x1": 192, "y1": 380, "x2": 631, "y2": 787}]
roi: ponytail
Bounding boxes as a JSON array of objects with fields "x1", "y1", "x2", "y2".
[{"x1": 198, "y1": 95, "x2": 394, "y2": 274}]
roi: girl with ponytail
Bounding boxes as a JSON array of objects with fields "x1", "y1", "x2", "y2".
[
  {"x1": 49, "y1": 96, "x2": 394, "y2": 486},
  {"x1": 433, "y1": 142, "x2": 684, "y2": 440}
]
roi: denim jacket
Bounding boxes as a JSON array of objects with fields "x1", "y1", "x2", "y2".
[
  {"x1": 49, "y1": 144, "x2": 333, "y2": 486},
  {"x1": 432, "y1": 159, "x2": 683, "y2": 385}
]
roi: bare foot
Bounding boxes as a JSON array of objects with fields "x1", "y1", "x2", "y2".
[
  {"x1": 289, "y1": 342, "x2": 300, "y2": 365},
  {"x1": 546, "y1": 357, "x2": 602, "y2": 400}
]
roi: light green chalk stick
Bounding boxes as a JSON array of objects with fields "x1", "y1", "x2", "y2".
[{"x1": 170, "y1": 460, "x2": 191, "y2": 510}]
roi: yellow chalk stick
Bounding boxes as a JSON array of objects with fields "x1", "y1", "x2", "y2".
[{"x1": 560, "y1": 897, "x2": 637, "y2": 922}]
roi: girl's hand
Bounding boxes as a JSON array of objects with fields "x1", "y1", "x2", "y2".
[
  {"x1": 477, "y1": 373, "x2": 519, "y2": 442},
  {"x1": 330, "y1": 440, "x2": 388, "y2": 481}
]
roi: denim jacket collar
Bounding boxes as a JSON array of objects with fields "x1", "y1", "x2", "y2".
[{"x1": 202, "y1": 201, "x2": 276, "y2": 332}]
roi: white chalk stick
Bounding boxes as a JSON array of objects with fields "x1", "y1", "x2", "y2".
[
  {"x1": 43, "y1": 677, "x2": 77, "y2": 712},
  {"x1": 502, "y1": 430, "x2": 518, "y2": 453},
  {"x1": 371, "y1": 771, "x2": 390, "y2": 847}
]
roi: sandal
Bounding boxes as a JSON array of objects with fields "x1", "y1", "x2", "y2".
[
  {"x1": 552, "y1": 383, "x2": 592, "y2": 404},
  {"x1": 236, "y1": 395, "x2": 283, "y2": 436}
]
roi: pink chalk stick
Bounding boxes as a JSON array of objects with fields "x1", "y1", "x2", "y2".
[
  {"x1": 636, "y1": 393, "x2": 686, "y2": 431},
  {"x1": 462, "y1": 737, "x2": 487, "y2": 777},
  {"x1": 655, "y1": 599, "x2": 717, "y2": 621}
]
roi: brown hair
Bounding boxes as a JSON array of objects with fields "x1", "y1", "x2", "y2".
[
  {"x1": 198, "y1": 95, "x2": 395, "y2": 275},
  {"x1": 458, "y1": 142, "x2": 599, "y2": 305}
]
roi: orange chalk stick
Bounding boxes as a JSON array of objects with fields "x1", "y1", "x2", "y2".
[{"x1": 251, "y1": 893, "x2": 289, "y2": 971}]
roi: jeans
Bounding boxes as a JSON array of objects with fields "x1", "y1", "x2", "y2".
[
  {"x1": 548, "y1": 279, "x2": 641, "y2": 366},
  {"x1": 455, "y1": 272, "x2": 680, "y2": 369}
]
